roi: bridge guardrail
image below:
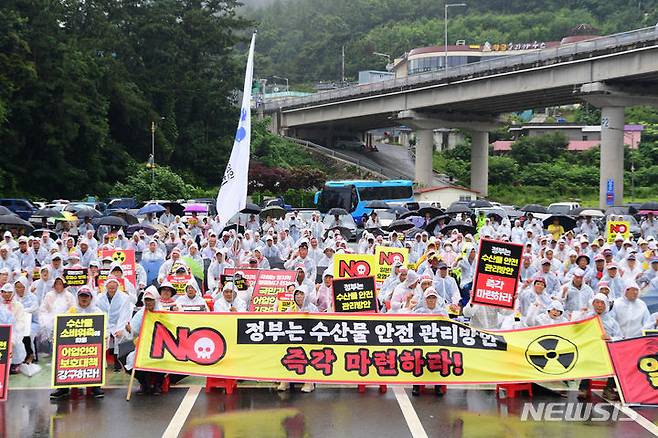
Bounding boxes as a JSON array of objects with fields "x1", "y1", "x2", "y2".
[
  {"x1": 264, "y1": 26, "x2": 658, "y2": 111},
  {"x1": 283, "y1": 136, "x2": 408, "y2": 180}
]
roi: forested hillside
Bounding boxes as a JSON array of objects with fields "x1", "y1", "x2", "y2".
[{"x1": 250, "y1": 0, "x2": 658, "y2": 83}]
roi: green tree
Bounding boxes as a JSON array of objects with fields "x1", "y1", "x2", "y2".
[{"x1": 111, "y1": 164, "x2": 197, "y2": 202}]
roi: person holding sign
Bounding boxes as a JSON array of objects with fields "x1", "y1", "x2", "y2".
[
  {"x1": 413, "y1": 288, "x2": 448, "y2": 315},
  {"x1": 13, "y1": 277, "x2": 37, "y2": 363},
  {"x1": 96, "y1": 277, "x2": 132, "y2": 371},
  {"x1": 176, "y1": 280, "x2": 209, "y2": 312},
  {"x1": 525, "y1": 301, "x2": 568, "y2": 326},
  {"x1": 0, "y1": 284, "x2": 27, "y2": 371},
  {"x1": 316, "y1": 269, "x2": 333, "y2": 312},
  {"x1": 39, "y1": 276, "x2": 75, "y2": 340},
  {"x1": 157, "y1": 281, "x2": 178, "y2": 311},
  {"x1": 213, "y1": 282, "x2": 246, "y2": 312}
]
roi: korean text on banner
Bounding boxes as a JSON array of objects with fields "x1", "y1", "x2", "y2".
[
  {"x1": 135, "y1": 312, "x2": 613, "y2": 385},
  {"x1": 374, "y1": 246, "x2": 409, "y2": 282},
  {"x1": 99, "y1": 249, "x2": 136, "y2": 285},
  {"x1": 52, "y1": 313, "x2": 106, "y2": 388},
  {"x1": 606, "y1": 221, "x2": 630, "y2": 243},
  {"x1": 249, "y1": 270, "x2": 297, "y2": 312},
  {"x1": 332, "y1": 276, "x2": 378, "y2": 313},
  {"x1": 471, "y1": 238, "x2": 523, "y2": 309}
]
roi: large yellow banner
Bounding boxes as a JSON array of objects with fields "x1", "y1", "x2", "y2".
[{"x1": 134, "y1": 312, "x2": 613, "y2": 384}]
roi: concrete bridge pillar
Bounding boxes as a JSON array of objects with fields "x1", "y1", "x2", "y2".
[
  {"x1": 599, "y1": 106, "x2": 625, "y2": 208},
  {"x1": 470, "y1": 131, "x2": 489, "y2": 197},
  {"x1": 415, "y1": 129, "x2": 434, "y2": 187}
]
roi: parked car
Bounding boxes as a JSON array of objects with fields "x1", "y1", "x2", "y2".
[
  {"x1": 0, "y1": 198, "x2": 37, "y2": 220},
  {"x1": 106, "y1": 198, "x2": 138, "y2": 212},
  {"x1": 548, "y1": 202, "x2": 581, "y2": 215},
  {"x1": 333, "y1": 135, "x2": 366, "y2": 151}
]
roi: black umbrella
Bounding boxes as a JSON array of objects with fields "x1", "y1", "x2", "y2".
[
  {"x1": 324, "y1": 226, "x2": 352, "y2": 240},
  {"x1": 95, "y1": 216, "x2": 128, "y2": 227},
  {"x1": 399, "y1": 211, "x2": 420, "y2": 220},
  {"x1": 417, "y1": 206, "x2": 444, "y2": 217},
  {"x1": 0, "y1": 214, "x2": 34, "y2": 231},
  {"x1": 542, "y1": 215, "x2": 577, "y2": 231},
  {"x1": 404, "y1": 226, "x2": 426, "y2": 237},
  {"x1": 365, "y1": 200, "x2": 390, "y2": 210},
  {"x1": 425, "y1": 214, "x2": 451, "y2": 231},
  {"x1": 223, "y1": 223, "x2": 246, "y2": 234},
  {"x1": 240, "y1": 203, "x2": 262, "y2": 214},
  {"x1": 162, "y1": 202, "x2": 185, "y2": 217},
  {"x1": 639, "y1": 202, "x2": 658, "y2": 211},
  {"x1": 486, "y1": 212, "x2": 504, "y2": 223},
  {"x1": 126, "y1": 223, "x2": 158, "y2": 236},
  {"x1": 33, "y1": 207, "x2": 64, "y2": 218},
  {"x1": 521, "y1": 204, "x2": 547, "y2": 214},
  {"x1": 259, "y1": 206, "x2": 286, "y2": 219},
  {"x1": 74, "y1": 207, "x2": 102, "y2": 219},
  {"x1": 440, "y1": 221, "x2": 476, "y2": 236},
  {"x1": 469, "y1": 199, "x2": 493, "y2": 208},
  {"x1": 364, "y1": 226, "x2": 386, "y2": 237},
  {"x1": 506, "y1": 210, "x2": 525, "y2": 219},
  {"x1": 31, "y1": 228, "x2": 58, "y2": 240},
  {"x1": 446, "y1": 203, "x2": 472, "y2": 214},
  {"x1": 327, "y1": 208, "x2": 349, "y2": 216},
  {"x1": 110, "y1": 210, "x2": 139, "y2": 225},
  {"x1": 0, "y1": 206, "x2": 13, "y2": 216},
  {"x1": 387, "y1": 219, "x2": 415, "y2": 232}
]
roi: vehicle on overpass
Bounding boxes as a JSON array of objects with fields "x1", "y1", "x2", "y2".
[
  {"x1": 314, "y1": 179, "x2": 414, "y2": 225},
  {"x1": 333, "y1": 135, "x2": 366, "y2": 151}
]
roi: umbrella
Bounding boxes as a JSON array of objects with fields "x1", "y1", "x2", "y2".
[
  {"x1": 223, "y1": 223, "x2": 245, "y2": 234},
  {"x1": 96, "y1": 216, "x2": 128, "y2": 227},
  {"x1": 506, "y1": 210, "x2": 524, "y2": 219},
  {"x1": 469, "y1": 199, "x2": 493, "y2": 208},
  {"x1": 54, "y1": 211, "x2": 77, "y2": 222},
  {"x1": 33, "y1": 207, "x2": 64, "y2": 219},
  {"x1": 0, "y1": 206, "x2": 14, "y2": 216},
  {"x1": 417, "y1": 207, "x2": 444, "y2": 217},
  {"x1": 403, "y1": 215, "x2": 426, "y2": 228},
  {"x1": 259, "y1": 206, "x2": 286, "y2": 219},
  {"x1": 485, "y1": 212, "x2": 504, "y2": 223},
  {"x1": 364, "y1": 227, "x2": 386, "y2": 237},
  {"x1": 110, "y1": 210, "x2": 138, "y2": 225},
  {"x1": 182, "y1": 256, "x2": 205, "y2": 279},
  {"x1": 127, "y1": 223, "x2": 158, "y2": 236},
  {"x1": 542, "y1": 215, "x2": 577, "y2": 231},
  {"x1": 74, "y1": 207, "x2": 102, "y2": 219},
  {"x1": 386, "y1": 219, "x2": 415, "y2": 232},
  {"x1": 639, "y1": 202, "x2": 658, "y2": 211},
  {"x1": 399, "y1": 211, "x2": 420, "y2": 220},
  {"x1": 184, "y1": 203, "x2": 208, "y2": 214},
  {"x1": 425, "y1": 214, "x2": 451, "y2": 231},
  {"x1": 324, "y1": 226, "x2": 352, "y2": 240},
  {"x1": 440, "y1": 221, "x2": 476, "y2": 236},
  {"x1": 138, "y1": 203, "x2": 166, "y2": 216},
  {"x1": 365, "y1": 200, "x2": 390, "y2": 210},
  {"x1": 578, "y1": 209, "x2": 604, "y2": 218},
  {"x1": 162, "y1": 202, "x2": 185, "y2": 217},
  {"x1": 240, "y1": 203, "x2": 262, "y2": 214},
  {"x1": 521, "y1": 204, "x2": 547, "y2": 214},
  {"x1": 446, "y1": 203, "x2": 472, "y2": 214},
  {"x1": 0, "y1": 214, "x2": 34, "y2": 231},
  {"x1": 327, "y1": 208, "x2": 349, "y2": 216},
  {"x1": 31, "y1": 228, "x2": 58, "y2": 240}
]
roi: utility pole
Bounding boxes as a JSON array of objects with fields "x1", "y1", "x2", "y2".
[
  {"x1": 150, "y1": 121, "x2": 155, "y2": 183},
  {"x1": 341, "y1": 45, "x2": 345, "y2": 85}
]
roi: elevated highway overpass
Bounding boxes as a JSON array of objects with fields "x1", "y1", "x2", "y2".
[{"x1": 264, "y1": 27, "x2": 658, "y2": 207}]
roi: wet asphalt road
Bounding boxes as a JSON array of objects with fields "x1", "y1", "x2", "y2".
[{"x1": 5, "y1": 383, "x2": 658, "y2": 438}]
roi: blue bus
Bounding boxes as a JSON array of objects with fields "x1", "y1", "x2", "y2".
[{"x1": 314, "y1": 180, "x2": 415, "y2": 225}]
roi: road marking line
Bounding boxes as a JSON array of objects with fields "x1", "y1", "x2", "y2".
[
  {"x1": 602, "y1": 399, "x2": 658, "y2": 437},
  {"x1": 162, "y1": 385, "x2": 201, "y2": 438},
  {"x1": 393, "y1": 386, "x2": 428, "y2": 438}
]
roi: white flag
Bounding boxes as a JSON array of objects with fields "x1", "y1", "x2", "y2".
[{"x1": 216, "y1": 33, "x2": 256, "y2": 229}]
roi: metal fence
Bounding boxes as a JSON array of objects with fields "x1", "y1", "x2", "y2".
[{"x1": 264, "y1": 26, "x2": 658, "y2": 112}]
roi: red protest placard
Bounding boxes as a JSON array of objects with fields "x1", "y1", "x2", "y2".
[
  {"x1": 99, "y1": 249, "x2": 136, "y2": 286},
  {"x1": 0, "y1": 325, "x2": 11, "y2": 401},
  {"x1": 608, "y1": 336, "x2": 658, "y2": 405},
  {"x1": 471, "y1": 238, "x2": 523, "y2": 309},
  {"x1": 249, "y1": 269, "x2": 297, "y2": 312}
]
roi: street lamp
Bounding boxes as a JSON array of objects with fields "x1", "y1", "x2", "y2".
[
  {"x1": 272, "y1": 75, "x2": 289, "y2": 93},
  {"x1": 444, "y1": 3, "x2": 467, "y2": 73}
]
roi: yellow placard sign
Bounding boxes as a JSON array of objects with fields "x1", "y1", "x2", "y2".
[
  {"x1": 332, "y1": 254, "x2": 376, "y2": 279},
  {"x1": 374, "y1": 246, "x2": 409, "y2": 282},
  {"x1": 607, "y1": 221, "x2": 630, "y2": 243}
]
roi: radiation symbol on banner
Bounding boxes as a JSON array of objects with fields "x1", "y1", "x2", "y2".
[
  {"x1": 525, "y1": 335, "x2": 578, "y2": 375},
  {"x1": 112, "y1": 251, "x2": 126, "y2": 263}
]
